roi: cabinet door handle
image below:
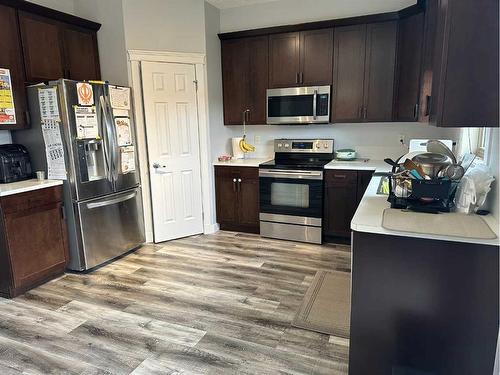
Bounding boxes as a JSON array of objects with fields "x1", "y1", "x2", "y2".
[
  {"x1": 295, "y1": 72, "x2": 299, "y2": 84},
  {"x1": 237, "y1": 178, "x2": 242, "y2": 192},
  {"x1": 425, "y1": 95, "x2": 431, "y2": 116},
  {"x1": 333, "y1": 174, "x2": 347, "y2": 179},
  {"x1": 299, "y1": 72, "x2": 303, "y2": 84},
  {"x1": 358, "y1": 106, "x2": 362, "y2": 118},
  {"x1": 232, "y1": 178, "x2": 237, "y2": 192},
  {"x1": 413, "y1": 103, "x2": 419, "y2": 120},
  {"x1": 363, "y1": 107, "x2": 367, "y2": 119}
]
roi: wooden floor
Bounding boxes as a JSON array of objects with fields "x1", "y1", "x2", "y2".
[{"x1": 0, "y1": 231, "x2": 351, "y2": 374}]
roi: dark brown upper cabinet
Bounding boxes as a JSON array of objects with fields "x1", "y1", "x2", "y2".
[
  {"x1": 363, "y1": 21, "x2": 398, "y2": 122},
  {"x1": 222, "y1": 35, "x2": 268, "y2": 125},
  {"x1": 0, "y1": 5, "x2": 28, "y2": 130},
  {"x1": 332, "y1": 21, "x2": 397, "y2": 123},
  {"x1": 332, "y1": 25, "x2": 366, "y2": 122},
  {"x1": 427, "y1": 0, "x2": 499, "y2": 127},
  {"x1": 63, "y1": 26, "x2": 101, "y2": 81},
  {"x1": 19, "y1": 11, "x2": 66, "y2": 83},
  {"x1": 19, "y1": 11, "x2": 101, "y2": 84},
  {"x1": 394, "y1": 12, "x2": 424, "y2": 122},
  {"x1": 269, "y1": 29, "x2": 333, "y2": 88}
]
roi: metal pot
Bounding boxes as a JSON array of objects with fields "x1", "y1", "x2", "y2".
[{"x1": 411, "y1": 153, "x2": 452, "y2": 178}]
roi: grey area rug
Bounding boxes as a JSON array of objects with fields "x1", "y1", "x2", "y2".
[{"x1": 292, "y1": 270, "x2": 351, "y2": 338}]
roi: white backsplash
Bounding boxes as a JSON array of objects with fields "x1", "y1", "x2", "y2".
[
  {"x1": 0, "y1": 130, "x2": 12, "y2": 145},
  {"x1": 222, "y1": 122, "x2": 461, "y2": 160}
]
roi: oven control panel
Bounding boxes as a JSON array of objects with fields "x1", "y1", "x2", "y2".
[{"x1": 274, "y1": 139, "x2": 334, "y2": 153}]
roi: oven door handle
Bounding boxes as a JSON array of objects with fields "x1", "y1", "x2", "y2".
[{"x1": 259, "y1": 169, "x2": 323, "y2": 180}]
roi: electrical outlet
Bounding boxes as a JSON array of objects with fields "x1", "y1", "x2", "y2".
[
  {"x1": 398, "y1": 134, "x2": 406, "y2": 146},
  {"x1": 254, "y1": 135, "x2": 261, "y2": 145}
]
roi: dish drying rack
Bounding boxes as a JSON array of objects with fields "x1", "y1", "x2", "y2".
[{"x1": 387, "y1": 167, "x2": 459, "y2": 213}]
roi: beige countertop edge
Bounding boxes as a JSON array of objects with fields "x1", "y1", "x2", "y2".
[
  {"x1": 0, "y1": 179, "x2": 64, "y2": 197},
  {"x1": 351, "y1": 175, "x2": 500, "y2": 246}
]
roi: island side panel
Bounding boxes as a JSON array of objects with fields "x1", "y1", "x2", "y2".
[{"x1": 349, "y1": 231, "x2": 499, "y2": 375}]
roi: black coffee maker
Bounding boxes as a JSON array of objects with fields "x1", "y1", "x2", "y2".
[{"x1": 0, "y1": 144, "x2": 32, "y2": 183}]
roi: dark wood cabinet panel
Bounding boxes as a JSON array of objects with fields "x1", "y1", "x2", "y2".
[
  {"x1": 429, "y1": 0, "x2": 498, "y2": 127},
  {"x1": 221, "y1": 38, "x2": 248, "y2": 125},
  {"x1": 63, "y1": 26, "x2": 101, "y2": 81},
  {"x1": 299, "y1": 28, "x2": 334, "y2": 86},
  {"x1": 215, "y1": 166, "x2": 239, "y2": 225},
  {"x1": 19, "y1": 11, "x2": 65, "y2": 83},
  {"x1": 332, "y1": 25, "x2": 366, "y2": 122},
  {"x1": 0, "y1": 5, "x2": 28, "y2": 130},
  {"x1": 356, "y1": 170, "x2": 374, "y2": 203},
  {"x1": 0, "y1": 186, "x2": 68, "y2": 298},
  {"x1": 394, "y1": 13, "x2": 424, "y2": 121},
  {"x1": 237, "y1": 167, "x2": 259, "y2": 232},
  {"x1": 363, "y1": 21, "x2": 397, "y2": 122},
  {"x1": 221, "y1": 36, "x2": 268, "y2": 125},
  {"x1": 215, "y1": 166, "x2": 259, "y2": 233},
  {"x1": 246, "y1": 36, "x2": 268, "y2": 125},
  {"x1": 418, "y1": 0, "x2": 437, "y2": 122},
  {"x1": 350, "y1": 232, "x2": 498, "y2": 374},
  {"x1": 323, "y1": 170, "x2": 358, "y2": 238},
  {"x1": 18, "y1": 10, "x2": 101, "y2": 84},
  {"x1": 269, "y1": 32, "x2": 300, "y2": 88}
]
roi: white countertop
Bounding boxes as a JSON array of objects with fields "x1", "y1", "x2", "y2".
[
  {"x1": 213, "y1": 158, "x2": 271, "y2": 168},
  {"x1": 0, "y1": 179, "x2": 63, "y2": 197},
  {"x1": 325, "y1": 159, "x2": 391, "y2": 173},
  {"x1": 351, "y1": 174, "x2": 499, "y2": 246}
]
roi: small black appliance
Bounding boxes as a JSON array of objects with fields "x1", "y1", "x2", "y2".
[{"x1": 0, "y1": 144, "x2": 32, "y2": 183}]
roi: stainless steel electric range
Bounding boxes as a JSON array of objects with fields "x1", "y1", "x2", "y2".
[{"x1": 259, "y1": 139, "x2": 334, "y2": 244}]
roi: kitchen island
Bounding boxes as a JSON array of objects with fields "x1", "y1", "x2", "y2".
[{"x1": 349, "y1": 174, "x2": 499, "y2": 375}]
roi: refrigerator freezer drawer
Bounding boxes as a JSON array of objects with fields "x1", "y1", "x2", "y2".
[{"x1": 74, "y1": 186, "x2": 145, "y2": 270}]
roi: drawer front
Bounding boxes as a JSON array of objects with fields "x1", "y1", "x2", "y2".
[
  {"x1": 325, "y1": 170, "x2": 358, "y2": 186},
  {"x1": 1, "y1": 186, "x2": 62, "y2": 214}
]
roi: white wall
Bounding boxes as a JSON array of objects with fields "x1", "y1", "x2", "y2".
[
  {"x1": 26, "y1": 0, "x2": 75, "y2": 14},
  {"x1": 225, "y1": 123, "x2": 461, "y2": 160},
  {"x1": 204, "y1": 2, "x2": 233, "y2": 161},
  {"x1": 220, "y1": 0, "x2": 416, "y2": 32},
  {"x1": 122, "y1": 0, "x2": 206, "y2": 53},
  {"x1": 74, "y1": 0, "x2": 129, "y2": 86}
]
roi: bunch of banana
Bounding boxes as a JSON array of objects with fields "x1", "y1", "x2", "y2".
[{"x1": 239, "y1": 135, "x2": 255, "y2": 153}]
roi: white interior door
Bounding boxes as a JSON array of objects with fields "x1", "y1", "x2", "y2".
[{"x1": 141, "y1": 61, "x2": 203, "y2": 242}]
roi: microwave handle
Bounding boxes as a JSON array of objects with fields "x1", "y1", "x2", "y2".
[{"x1": 313, "y1": 89, "x2": 318, "y2": 119}]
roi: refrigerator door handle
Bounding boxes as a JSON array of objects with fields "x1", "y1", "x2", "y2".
[
  {"x1": 100, "y1": 95, "x2": 116, "y2": 187},
  {"x1": 86, "y1": 190, "x2": 137, "y2": 209},
  {"x1": 105, "y1": 96, "x2": 120, "y2": 183}
]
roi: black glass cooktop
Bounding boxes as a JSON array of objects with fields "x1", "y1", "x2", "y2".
[{"x1": 259, "y1": 154, "x2": 333, "y2": 170}]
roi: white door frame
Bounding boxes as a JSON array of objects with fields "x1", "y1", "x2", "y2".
[{"x1": 128, "y1": 49, "x2": 217, "y2": 243}]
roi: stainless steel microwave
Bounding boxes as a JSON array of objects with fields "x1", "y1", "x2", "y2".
[{"x1": 266, "y1": 86, "x2": 331, "y2": 125}]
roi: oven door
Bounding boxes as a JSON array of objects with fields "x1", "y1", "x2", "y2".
[
  {"x1": 267, "y1": 86, "x2": 330, "y2": 124},
  {"x1": 259, "y1": 169, "x2": 323, "y2": 219}
]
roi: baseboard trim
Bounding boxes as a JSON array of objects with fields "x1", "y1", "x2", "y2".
[{"x1": 204, "y1": 223, "x2": 220, "y2": 234}]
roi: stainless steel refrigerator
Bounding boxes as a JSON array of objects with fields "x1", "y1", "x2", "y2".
[{"x1": 13, "y1": 79, "x2": 145, "y2": 271}]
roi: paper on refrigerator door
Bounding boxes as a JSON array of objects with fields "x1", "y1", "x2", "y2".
[
  {"x1": 38, "y1": 87, "x2": 60, "y2": 121},
  {"x1": 0, "y1": 68, "x2": 16, "y2": 125},
  {"x1": 76, "y1": 82, "x2": 94, "y2": 106},
  {"x1": 120, "y1": 145, "x2": 135, "y2": 174},
  {"x1": 74, "y1": 106, "x2": 99, "y2": 139},
  {"x1": 41, "y1": 119, "x2": 67, "y2": 180},
  {"x1": 109, "y1": 86, "x2": 131, "y2": 110},
  {"x1": 114, "y1": 117, "x2": 131, "y2": 146}
]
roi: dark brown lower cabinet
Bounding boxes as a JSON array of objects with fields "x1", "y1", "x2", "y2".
[
  {"x1": 350, "y1": 231, "x2": 498, "y2": 374},
  {"x1": 215, "y1": 166, "x2": 260, "y2": 234},
  {"x1": 323, "y1": 170, "x2": 373, "y2": 239},
  {"x1": 0, "y1": 186, "x2": 68, "y2": 298}
]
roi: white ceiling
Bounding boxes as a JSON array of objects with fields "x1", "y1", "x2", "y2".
[{"x1": 206, "y1": 0, "x2": 281, "y2": 10}]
